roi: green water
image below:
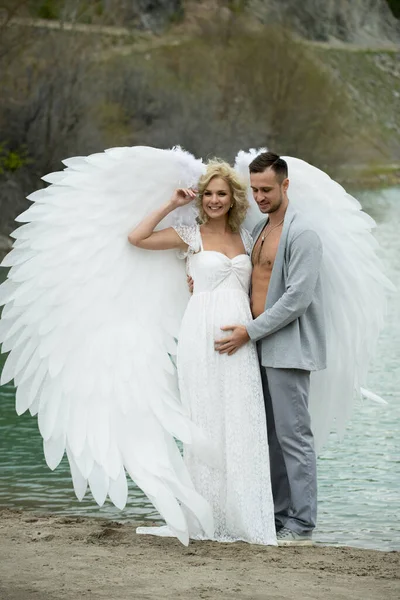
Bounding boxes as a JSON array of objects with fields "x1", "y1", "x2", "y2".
[{"x1": 1, "y1": 187, "x2": 399, "y2": 550}]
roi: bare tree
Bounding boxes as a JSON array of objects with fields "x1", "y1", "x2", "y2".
[
  {"x1": 0, "y1": 1, "x2": 35, "y2": 63},
  {"x1": 0, "y1": 15, "x2": 102, "y2": 236}
]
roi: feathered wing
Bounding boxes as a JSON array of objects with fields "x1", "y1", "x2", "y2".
[
  {"x1": 235, "y1": 148, "x2": 268, "y2": 232},
  {"x1": 0, "y1": 145, "x2": 214, "y2": 544},
  {"x1": 234, "y1": 150, "x2": 394, "y2": 453}
]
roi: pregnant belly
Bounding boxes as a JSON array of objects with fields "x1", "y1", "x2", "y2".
[{"x1": 178, "y1": 288, "x2": 253, "y2": 351}]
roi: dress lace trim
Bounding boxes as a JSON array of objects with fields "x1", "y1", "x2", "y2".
[
  {"x1": 240, "y1": 227, "x2": 253, "y2": 256},
  {"x1": 172, "y1": 224, "x2": 201, "y2": 259},
  {"x1": 173, "y1": 224, "x2": 253, "y2": 258}
]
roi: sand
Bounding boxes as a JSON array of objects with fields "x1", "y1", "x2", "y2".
[{"x1": 0, "y1": 509, "x2": 398, "y2": 600}]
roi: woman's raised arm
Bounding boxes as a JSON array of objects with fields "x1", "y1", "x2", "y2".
[{"x1": 128, "y1": 188, "x2": 196, "y2": 251}]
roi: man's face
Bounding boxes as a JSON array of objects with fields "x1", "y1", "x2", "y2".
[{"x1": 250, "y1": 168, "x2": 288, "y2": 214}]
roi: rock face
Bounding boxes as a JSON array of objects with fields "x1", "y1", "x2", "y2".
[
  {"x1": 250, "y1": 0, "x2": 400, "y2": 44},
  {"x1": 97, "y1": 0, "x2": 183, "y2": 31},
  {"x1": 128, "y1": 0, "x2": 183, "y2": 31}
]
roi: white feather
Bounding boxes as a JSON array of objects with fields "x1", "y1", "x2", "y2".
[
  {"x1": 44, "y1": 434, "x2": 66, "y2": 470},
  {"x1": 360, "y1": 387, "x2": 388, "y2": 405}
]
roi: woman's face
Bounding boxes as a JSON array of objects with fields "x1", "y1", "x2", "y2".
[{"x1": 202, "y1": 177, "x2": 232, "y2": 221}]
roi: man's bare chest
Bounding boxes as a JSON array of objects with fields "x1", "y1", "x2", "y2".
[{"x1": 252, "y1": 229, "x2": 282, "y2": 269}]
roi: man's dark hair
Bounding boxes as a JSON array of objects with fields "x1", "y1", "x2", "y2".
[{"x1": 249, "y1": 152, "x2": 288, "y2": 183}]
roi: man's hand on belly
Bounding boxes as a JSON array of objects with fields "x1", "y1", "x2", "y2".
[{"x1": 214, "y1": 325, "x2": 250, "y2": 355}]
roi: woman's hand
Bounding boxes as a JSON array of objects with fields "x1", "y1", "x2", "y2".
[
  {"x1": 187, "y1": 275, "x2": 194, "y2": 294},
  {"x1": 128, "y1": 188, "x2": 196, "y2": 250},
  {"x1": 170, "y1": 188, "x2": 197, "y2": 209}
]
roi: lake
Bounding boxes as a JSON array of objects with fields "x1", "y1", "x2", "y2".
[{"x1": 1, "y1": 186, "x2": 399, "y2": 550}]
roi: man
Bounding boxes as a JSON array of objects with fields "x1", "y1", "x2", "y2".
[{"x1": 215, "y1": 152, "x2": 327, "y2": 546}]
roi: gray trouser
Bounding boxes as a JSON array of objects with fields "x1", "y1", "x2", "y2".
[{"x1": 259, "y1": 357, "x2": 317, "y2": 534}]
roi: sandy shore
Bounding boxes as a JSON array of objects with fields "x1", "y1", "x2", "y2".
[{"x1": 0, "y1": 509, "x2": 398, "y2": 600}]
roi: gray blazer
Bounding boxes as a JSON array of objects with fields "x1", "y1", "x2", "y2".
[{"x1": 246, "y1": 202, "x2": 327, "y2": 372}]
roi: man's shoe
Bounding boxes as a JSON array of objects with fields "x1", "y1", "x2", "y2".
[
  {"x1": 275, "y1": 522, "x2": 284, "y2": 534},
  {"x1": 276, "y1": 527, "x2": 313, "y2": 546}
]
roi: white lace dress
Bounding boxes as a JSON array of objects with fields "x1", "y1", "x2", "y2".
[
  {"x1": 138, "y1": 224, "x2": 276, "y2": 545},
  {"x1": 174, "y1": 224, "x2": 276, "y2": 545}
]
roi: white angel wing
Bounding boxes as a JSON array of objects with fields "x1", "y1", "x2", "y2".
[
  {"x1": 234, "y1": 150, "x2": 394, "y2": 453},
  {"x1": 0, "y1": 145, "x2": 213, "y2": 545},
  {"x1": 235, "y1": 148, "x2": 268, "y2": 232}
]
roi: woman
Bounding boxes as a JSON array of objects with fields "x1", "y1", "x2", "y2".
[{"x1": 128, "y1": 160, "x2": 277, "y2": 545}]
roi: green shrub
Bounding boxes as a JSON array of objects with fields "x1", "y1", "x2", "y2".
[
  {"x1": 0, "y1": 145, "x2": 30, "y2": 175},
  {"x1": 35, "y1": 0, "x2": 61, "y2": 20}
]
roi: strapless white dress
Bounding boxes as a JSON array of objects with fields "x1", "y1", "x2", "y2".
[{"x1": 138, "y1": 225, "x2": 276, "y2": 545}]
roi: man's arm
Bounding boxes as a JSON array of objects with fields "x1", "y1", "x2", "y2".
[{"x1": 246, "y1": 230, "x2": 323, "y2": 342}]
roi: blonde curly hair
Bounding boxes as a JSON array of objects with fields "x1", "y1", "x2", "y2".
[{"x1": 196, "y1": 160, "x2": 249, "y2": 233}]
